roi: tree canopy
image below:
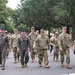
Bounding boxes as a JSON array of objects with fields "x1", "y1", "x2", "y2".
[{"x1": 0, "y1": 0, "x2": 75, "y2": 39}]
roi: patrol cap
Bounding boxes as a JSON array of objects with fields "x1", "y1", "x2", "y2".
[
  {"x1": 14, "y1": 29, "x2": 18, "y2": 31},
  {"x1": 21, "y1": 29, "x2": 26, "y2": 32},
  {"x1": 40, "y1": 29, "x2": 45, "y2": 32},
  {"x1": 36, "y1": 30, "x2": 39, "y2": 33},
  {"x1": 5, "y1": 30, "x2": 8, "y2": 33},
  {"x1": 0, "y1": 28, "x2": 4, "y2": 30},
  {"x1": 31, "y1": 27, "x2": 35, "y2": 30},
  {"x1": 62, "y1": 26, "x2": 67, "y2": 29},
  {"x1": 55, "y1": 32, "x2": 59, "y2": 35},
  {"x1": 0, "y1": 28, "x2": 2, "y2": 30}
]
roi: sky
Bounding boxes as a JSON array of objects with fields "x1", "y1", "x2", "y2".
[{"x1": 7, "y1": 0, "x2": 21, "y2": 9}]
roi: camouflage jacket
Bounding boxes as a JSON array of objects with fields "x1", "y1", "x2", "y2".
[
  {"x1": 58, "y1": 33, "x2": 71, "y2": 48},
  {"x1": 35, "y1": 35, "x2": 50, "y2": 50}
]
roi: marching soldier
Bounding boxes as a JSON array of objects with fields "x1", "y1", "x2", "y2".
[
  {"x1": 34, "y1": 29, "x2": 50, "y2": 68},
  {"x1": 58, "y1": 27, "x2": 71, "y2": 69},
  {"x1": 28, "y1": 27, "x2": 37, "y2": 62},
  {"x1": 18, "y1": 30, "x2": 31, "y2": 68},
  {"x1": 0, "y1": 28, "x2": 9, "y2": 70},
  {"x1": 11, "y1": 29, "x2": 20, "y2": 63},
  {"x1": 52, "y1": 32, "x2": 59, "y2": 62}
]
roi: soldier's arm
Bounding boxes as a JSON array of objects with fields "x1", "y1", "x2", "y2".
[
  {"x1": 51, "y1": 38, "x2": 55, "y2": 44},
  {"x1": 67, "y1": 35, "x2": 71, "y2": 48},
  {"x1": 10, "y1": 36, "x2": 13, "y2": 47},
  {"x1": 27, "y1": 38, "x2": 31, "y2": 48},
  {"x1": 18, "y1": 38, "x2": 21, "y2": 47},
  {"x1": 47, "y1": 37, "x2": 50, "y2": 49},
  {"x1": 6, "y1": 36, "x2": 9, "y2": 49},
  {"x1": 58, "y1": 35, "x2": 62, "y2": 49},
  {"x1": 28, "y1": 33, "x2": 31, "y2": 40},
  {"x1": 33, "y1": 36, "x2": 39, "y2": 48},
  {"x1": 34, "y1": 36, "x2": 39, "y2": 43},
  {"x1": 17, "y1": 38, "x2": 21, "y2": 52}
]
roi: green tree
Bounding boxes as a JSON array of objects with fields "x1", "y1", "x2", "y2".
[{"x1": 13, "y1": 0, "x2": 75, "y2": 39}]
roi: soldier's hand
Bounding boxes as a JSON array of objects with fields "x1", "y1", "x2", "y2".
[
  {"x1": 59, "y1": 48, "x2": 62, "y2": 51},
  {"x1": 33, "y1": 43, "x2": 37, "y2": 49},
  {"x1": 7, "y1": 48, "x2": 9, "y2": 51},
  {"x1": 17, "y1": 48, "x2": 20, "y2": 52}
]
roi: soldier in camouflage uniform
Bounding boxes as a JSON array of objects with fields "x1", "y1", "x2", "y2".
[
  {"x1": 34, "y1": 29, "x2": 50, "y2": 68},
  {"x1": 28, "y1": 27, "x2": 37, "y2": 62},
  {"x1": 11, "y1": 29, "x2": 20, "y2": 63},
  {"x1": 0, "y1": 29, "x2": 9, "y2": 70},
  {"x1": 52, "y1": 32, "x2": 59, "y2": 62},
  {"x1": 58, "y1": 27, "x2": 71, "y2": 69}
]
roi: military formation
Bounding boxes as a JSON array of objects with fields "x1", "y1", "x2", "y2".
[{"x1": 0, "y1": 26, "x2": 74, "y2": 70}]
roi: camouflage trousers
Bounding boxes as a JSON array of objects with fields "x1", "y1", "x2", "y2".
[
  {"x1": 53, "y1": 47, "x2": 59, "y2": 60},
  {"x1": 31, "y1": 48, "x2": 36, "y2": 60},
  {"x1": 60, "y1": 47, "x2": 70, "y2": 64},
  {"x1": 13, "y1": 47, "x2": 20, "y2": 62},
  {"x1": 38, "y1": 49, "x2": 49, "y2": 65}
]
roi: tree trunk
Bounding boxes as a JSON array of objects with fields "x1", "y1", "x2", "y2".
[
  {"x1": 66, "y1": 22, "x2": 70, "y2": 34},
  {"x1": 48, "y1": 27, "x2": 50, "y2": 38},
  {"x1": 72, "y1": 24, "x2": 75, "y2": 40}
]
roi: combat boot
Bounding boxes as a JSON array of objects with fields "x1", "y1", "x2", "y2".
[
  {"x1": 45, "y1": 64, "x2": 50, "y2": 69},
  {"x1": 0, "y1": 64, "x2": 2, "y2": 67},
  {"x1": 61, "y1": 63, "x2": 64, "y2": 67},
  {"x1": 22, "y1": 65, "x2": 25, "y2": 68},
  {"x1": 39, "y1": 63, "x2": 42, "y2": 67},
  {"x1": 25, "y1": 64, "x2": 27, "y2": 67},
  {"x1": 67, "y1": 64, "x2": 71, "y2": 69},
  {"x1": 56, "y1": 58, "x2": 59, "y2": 62},
  {"x1": 32, "y1": 57, "x2": 35, "y2": 63},
  {"x1": 2, "y1": 67, "x2": 5, "y2": 70},
  {"x1": 56, "y1": 56, "x2": 59, "y2": 62},
  {"x1": 14, "y1": 58, "x2": 17, "y2": 63}
]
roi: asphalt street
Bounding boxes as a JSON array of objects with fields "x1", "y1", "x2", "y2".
[{"x1": 0, "y1": 48, "x2": 75, "y2": 75}]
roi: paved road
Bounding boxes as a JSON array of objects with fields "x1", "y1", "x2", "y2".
[{"x1": 0, "y1": 48, "x2": 75, "y2": 75}]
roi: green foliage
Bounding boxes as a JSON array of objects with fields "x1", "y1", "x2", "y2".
[{"x1": 0, "y1": 0, "x2": 75, "y2": 39}]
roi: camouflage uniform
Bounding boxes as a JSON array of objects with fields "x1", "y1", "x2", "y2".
[
  {"x1": 58, "y1": 32, "x2": 71, "y2": 68},
  {"x1": 11, "y1": 34, "x2": 20, "y2": 63},
  {"x1": 28, "y1": 32, "x2": 37, "y2": 61},
  {"x1": 52, "y1": 37, "x2": 59, "y2": 61},
  {"x1": 35, "y1": 30, "x2": 50, "y2": 68}
]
